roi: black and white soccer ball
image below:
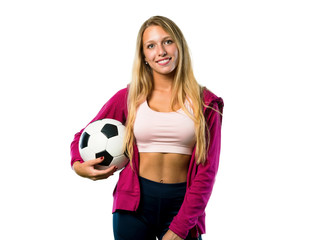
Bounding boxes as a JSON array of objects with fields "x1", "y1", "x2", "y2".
[{"x1": 78, "y1": 118, "x2": 128, "y2": 171}]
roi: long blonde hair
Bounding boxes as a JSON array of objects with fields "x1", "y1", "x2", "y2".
[{"x1": 124, "y1": 16, "x2": 208, "y2": 167}]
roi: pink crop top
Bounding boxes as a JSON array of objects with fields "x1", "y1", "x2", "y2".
[{"x1": 133, "y1": 100, "x2": 196, "y2": 155}]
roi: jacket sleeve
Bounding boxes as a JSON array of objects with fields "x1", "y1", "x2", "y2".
[
  {"x1": 169, "y1": 97, "x2": 224, "y2": 239},
  {"x1": 70, "y1": 88, "x2": 128, "y2": 167}
]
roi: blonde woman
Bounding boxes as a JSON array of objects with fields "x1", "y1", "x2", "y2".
[{"x1": 71, "y1": 16, "x2": 224, "y2": 240}]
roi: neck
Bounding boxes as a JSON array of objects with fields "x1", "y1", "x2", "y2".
[{"x1": 152, "y1": 71, "x2": 175, "y2": 92}]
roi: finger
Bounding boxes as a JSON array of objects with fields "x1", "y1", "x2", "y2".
[{"x1": 87, "y1": 156, "x2": 105, "y2": 166}]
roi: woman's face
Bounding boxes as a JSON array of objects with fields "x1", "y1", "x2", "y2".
[{"x1": 142, "y1": 25, "x2": 179, "y2": 77}]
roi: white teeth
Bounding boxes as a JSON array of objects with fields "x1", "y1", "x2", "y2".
[{"x1": 158, "y1": 59, "x2": 170, "y2": 64}]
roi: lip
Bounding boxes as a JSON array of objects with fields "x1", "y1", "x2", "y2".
[{"x1": 156, "y1": 57, "x2": 172, "y2": 66}]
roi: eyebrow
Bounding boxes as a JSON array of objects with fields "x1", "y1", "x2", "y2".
[{"x1": 143, "y1": 36, "x2": 172, "y2": 46}]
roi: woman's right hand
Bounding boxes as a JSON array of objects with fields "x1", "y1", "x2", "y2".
[{"x1": 73, "y1": 157, "x2": 118, "y2": 181}]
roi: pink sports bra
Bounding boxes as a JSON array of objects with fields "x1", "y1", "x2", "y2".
[{"x1": 133, "y1": 100, "x2": 196, "y2": 155}]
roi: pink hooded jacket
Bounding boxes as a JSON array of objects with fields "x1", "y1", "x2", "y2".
[{"x1": 70, "y1": 86, "x2": 223, "y2": 239}]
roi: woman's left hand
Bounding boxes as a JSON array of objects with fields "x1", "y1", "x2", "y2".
[{"x1": 162, "y1": 229, "x2": 184, "y2": 240}]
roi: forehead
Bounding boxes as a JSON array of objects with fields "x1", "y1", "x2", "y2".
[{"x1": 142, "y1": 25, "x2": 171, "y2": 43}]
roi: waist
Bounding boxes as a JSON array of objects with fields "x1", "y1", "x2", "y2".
[
  {"x1": 139, "y1": 153, "x2": 190, "y2": 184},
  {"x1": 139, "y1": 176, "x2": 186, "y2": 198}
]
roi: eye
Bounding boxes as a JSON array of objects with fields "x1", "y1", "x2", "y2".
[
  {"x1": 147, "y1": 44, "x2": 154, "y2": 49},
  {"x1": 164, "y1": 39, "x2": 173, "y2": 45}
]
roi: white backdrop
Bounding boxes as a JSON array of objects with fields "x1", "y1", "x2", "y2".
[{"x1": 1, "y1": 0, "x2": 310, "y2": 239}]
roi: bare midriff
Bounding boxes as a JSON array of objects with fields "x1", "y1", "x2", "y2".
[{"x1": 139, "y1": 152, "x2": 191, "y2": 184}]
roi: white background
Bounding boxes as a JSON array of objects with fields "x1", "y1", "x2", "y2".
[{"x1": 1, "y1": 0, "x2": 310, "y2": 239}]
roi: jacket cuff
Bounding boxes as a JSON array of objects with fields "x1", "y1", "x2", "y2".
[
  {"x1": 71, "y1": 158, "x2": 84, "y2": 169},
  {"x1": 169, "y1": 219, "x2": 191, "y2": 239}
]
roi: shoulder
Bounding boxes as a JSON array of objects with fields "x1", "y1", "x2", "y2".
[
  {"x1": 201, "y1": 88, "x2": 224, "y2": 125},
  {"x1": 202, "y1": 87, "x2": 224, "y2": 110},
  {"x1": 100, "y1": 86, "x2": 128, "y2": 112},
  {"x1": 92, "y1": 86, "x2": 129, "y2": 122}
]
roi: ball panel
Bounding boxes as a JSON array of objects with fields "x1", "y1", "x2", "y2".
[
  {"x1": 105, "y1": 124, "x2": 126, "y2": 156},
  {"x1": 80, "y1": 147, "x2": 96, "y2": 161},
  {"x1": 111, "y1": 155, "x2": 129, "y2": 170},
  {"x1": 105, "y1": 136, "x2": 124, "y2": 157},
  {"x1": 96, "y1": 151, "x2": 113, "y2": 166},
  {"x1": 117, "y1": 124, "x2": 126, "y2": 139},
  {"x1": 101, "y1": 123, "x2": 118, "y2": 138},
  {"x1": 88, "y1": 133, "x2": 108, "y2": 153},
  {"x1": 80, "y1": 132, "x2": 90, "y2": 149}
]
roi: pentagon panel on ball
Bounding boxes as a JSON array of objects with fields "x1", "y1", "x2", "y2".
[{"x1": 78, "y1": 118, "x2": 128, "y2": 171}]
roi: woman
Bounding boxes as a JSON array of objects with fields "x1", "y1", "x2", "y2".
[{"x1": 71, "y1": 16, "x2": 223, "y2": 240}]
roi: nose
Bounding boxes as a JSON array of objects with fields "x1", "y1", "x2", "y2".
[{"x1": 158, "y1": 44, "x2": 167, "y2": 57}]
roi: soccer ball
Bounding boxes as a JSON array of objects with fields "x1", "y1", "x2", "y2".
[{"x1": 78, "y1": 118, "x2": 128, "y2": 170}]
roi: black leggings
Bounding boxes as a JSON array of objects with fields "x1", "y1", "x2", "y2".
[{"x1": 113, "y1": 176, "x2": 202, "y2": 240}]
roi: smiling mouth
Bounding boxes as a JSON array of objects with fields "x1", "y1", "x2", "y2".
[{"x1": 156, "y1": 57, "x2": 172, "y2": 65}]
